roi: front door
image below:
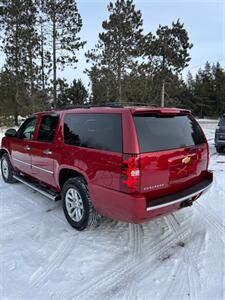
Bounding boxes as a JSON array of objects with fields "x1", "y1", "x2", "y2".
[{"x1": 11, "y1": 117, "x2": 37, "y2": 175}]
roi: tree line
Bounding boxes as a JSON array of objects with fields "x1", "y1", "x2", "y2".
[{"x1": 0, "y1": 0, "x2": 224, "y2": 125}]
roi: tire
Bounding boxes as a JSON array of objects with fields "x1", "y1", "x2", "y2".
[
  {"x1": 62, "y1": 177, "x2": 100, "y2": 231},
  {"x1": 0, "y1": 153, "x2": 17, "y2": 183}
]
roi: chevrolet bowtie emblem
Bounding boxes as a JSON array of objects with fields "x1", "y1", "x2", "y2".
[{"x1": 182, "y1": 156, "x2": 191, "y2": 164}]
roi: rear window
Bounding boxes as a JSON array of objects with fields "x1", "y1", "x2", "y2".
[
  {"x1": 64, "y1": 113, "x2": 122, "y2": 153},
  {"x1": 134, "y1": 114, "x2": 206, "y2": 153}
]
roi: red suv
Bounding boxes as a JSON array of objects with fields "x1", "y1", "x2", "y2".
[{"x1": 0, "y1": 104, "x2": 213, "y2": 230}]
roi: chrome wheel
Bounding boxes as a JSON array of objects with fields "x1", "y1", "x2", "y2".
[
  {"x1": 65, "y1": 188, "x2": 84, "y2": 222},
  {"x1": 1, "y1": 158, "x2": 9, "y2": 179}
]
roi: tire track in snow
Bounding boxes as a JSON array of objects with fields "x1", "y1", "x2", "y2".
[
  {"x1": 128, "y1": 223, "x2": 143, "y2": 260},
  {"x1": 0, "y1": 186, "x2": 43, "y2": 227},
  {"x1": 0, "y1": 213, "x2": 32, "y2": 228},
  {"x1": 166, "y1": 213, "x2": 204, "y2": 300},
  {"x1": 160, "y1": 261, "x2": 184, "y2": 300},
  {"x1": 186, "y1": 231, "x2": 206, "y2": 300},
  {"x1": 12, "y1": 187, "x2": 68, "y2": 227},
  {"x1": 72, "y1": 225, "x2": 189, "y2": 300},
  {"x1": 30, "y1": 235, "x2": 76, "y2": 287},
  {"x1": 122, "y1": 215, "x2": 191, "y2": 300},
  {"x1": 157, "y1": 214, "x2": 192, "y2": 300},
  {"x1": 124, "y1": 217, "x2": 182, "y2": 300},
  {"x1": 122, "y1": 224, "x2": 143, "y2": 300},
  {"x1": 94, "y1": 223, "x2": 144, "y2": 300},
  {"x1": 166, "y1": 214, "x2": 184, "y2": 239},
  {"x1": 195, "y1": 202, "x2": 225, "y2": 244}
]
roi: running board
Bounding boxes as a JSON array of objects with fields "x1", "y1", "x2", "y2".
[{"x1": 13, "y1": 174, "x2": 61, "y2": 201}]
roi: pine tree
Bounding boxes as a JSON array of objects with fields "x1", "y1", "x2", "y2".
[
  {"x1": 42, "y1": 0, "x2": 86, "y2": 107},
  {"x1": 0, "y1": 70, "x2": 30, "y2": 123},
  {"x1": 0, "y1": 71, "x2": 17, "y2": 121},
  {"x1": 86, "y1": 0, "x2": 145, "y2": 102},
  {"x1": 87, "y1": 66, "x2": 118, "y2": 103},
  {"x1": 24, "y1": 0, "x2": 40, "y2": 112},
  {"x1": 190, "y1": 63, "x2": 214, "y2": 118},
  {"x1": 212, "y1": 63, "x2": 225, "y2": 115},
  {"x1": 0, "y1": 0, "x2": 40, "y2": 123},
  {"x1": 36, "y1": 0, "x2": 51, "y2": 91},
  {"x1": 145, "y1": 19, "x2": 193, "y2": 106},
  {"x1": 57, "y1": 79, "x2": 88, "y2": 107}
]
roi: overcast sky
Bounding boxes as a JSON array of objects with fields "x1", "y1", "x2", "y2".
[{"x1": 0, "y1": 0, "x2": 224, "y2": 88}]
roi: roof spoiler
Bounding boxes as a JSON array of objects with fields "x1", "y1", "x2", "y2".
[{"x1": 132, "y1": 108, "x2": 191, "y2": 116}]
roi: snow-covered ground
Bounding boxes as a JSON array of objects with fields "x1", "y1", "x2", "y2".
[{"x1": 1, "y1": 120, "x2": 225, "y2": 300}]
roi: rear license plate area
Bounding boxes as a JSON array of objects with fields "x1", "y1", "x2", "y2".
[{"x1": 169, "y1": 160, "x2": 197, "y2": 182}]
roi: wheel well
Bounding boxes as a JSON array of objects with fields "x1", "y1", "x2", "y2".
[
  {"x1": 0, "y1": 149, "x2": 8, "y2": 159},
  {"x1": 59, "y1": 169, "x2": 86, "y2": 189}
]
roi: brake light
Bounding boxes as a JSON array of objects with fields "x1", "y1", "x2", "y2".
[{"x1": 120, "y1": 154, "x2": 140, "y2": 193}]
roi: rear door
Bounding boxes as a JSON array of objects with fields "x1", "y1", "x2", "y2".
[
  {"x1": 11, "y1": 117, "x2": 37, "y2": 175},
  {"x1": 30, "y1": 114, "x2": 59, "y2": 187},
  {"x1": 133, "y1": 113, "x2": 208, "y2": 200}
]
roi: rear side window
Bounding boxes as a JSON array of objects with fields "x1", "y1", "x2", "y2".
[
  {"x1": 134, "y1": 114, "x2": 206, "y2": 153},
  {"x1": 37, "y1": 115, "x2": 59, "y2": 142},
  {"x1": 64, "y1": 113, "x2": 122, "y2": 153}
]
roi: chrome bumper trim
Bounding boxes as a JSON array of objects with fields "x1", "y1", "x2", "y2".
[{"x1": 146, "y1": 183, "x2": 212, "y2": 211}]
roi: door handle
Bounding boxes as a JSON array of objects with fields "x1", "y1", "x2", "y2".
[
  {"x1": 24, "y1": 145, "x2": 31, "y2": 151},
  {"x1": 43, "y1": 150, "x2": 52, "y2": 155}
]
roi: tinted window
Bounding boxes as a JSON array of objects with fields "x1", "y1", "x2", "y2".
[
  {"x1": 37, "y1": 115, "x2": 59, "y2": 142},
  {"x1": 219, "y1": 117, "x2": 225, "y2": 126},
  {"x1": 18, "y1": 117, "x2": 36, "y2": 140},
  {"x1": 134, "y1": 115, "x2": 206, "y2": 153},
  {"x1": 64, "y1": 113, "x2": 122, "y2": 153}
]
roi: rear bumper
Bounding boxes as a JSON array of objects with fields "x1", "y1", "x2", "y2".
[
  {"x1": 146, "y1": 171, "x2": 213, "y2": 211},
  {"x1": 90, "y1": 171, "x2": 213, "y2": 223}
]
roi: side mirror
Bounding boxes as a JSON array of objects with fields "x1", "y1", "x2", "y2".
[{"x1": 5, "y1": 128, "x2": 17, "y2": 137}]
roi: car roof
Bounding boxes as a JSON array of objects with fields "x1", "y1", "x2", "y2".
[{"x1": 33, "y1": 104, "x2": 191, "y2": 116}]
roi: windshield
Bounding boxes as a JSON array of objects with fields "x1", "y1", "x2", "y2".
[{"x1": 134, "y1": 114, "x2": 206, "y2": 153}]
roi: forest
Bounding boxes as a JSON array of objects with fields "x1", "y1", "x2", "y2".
[{"x1": 0, "y1": 0, "x2": 224, "y2": 125}]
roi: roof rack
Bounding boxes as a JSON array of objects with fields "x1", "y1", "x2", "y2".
[
  {"x1": 96, "y1": 102, "x2": 158, "y2": 107},
  {"x1": 56, "y1": 104, "x2": 91, "y2": 110},
  {"x1": 58, "y1": 102, "x2": 157, "y2": 110}
]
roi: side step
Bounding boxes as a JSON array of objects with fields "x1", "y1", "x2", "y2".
[{"x1": 13, "y1": 174, "x2": 61, "y2": 201}]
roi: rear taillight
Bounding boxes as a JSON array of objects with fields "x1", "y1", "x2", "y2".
[{"x1": 120, "y1": 154, "x2": 140, "y2": 193}]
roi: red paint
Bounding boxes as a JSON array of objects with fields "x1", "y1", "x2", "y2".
[
  {"x1": 1, "y1": 106, "x2": 213, "y2": 223},
  {"x1": 139, "y1": 144, "x2": 208, "y2": 200}
]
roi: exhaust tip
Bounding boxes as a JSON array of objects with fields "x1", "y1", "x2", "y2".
[{"x1": 180, "y1": 200, "x2": 193, "y2": 208}]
